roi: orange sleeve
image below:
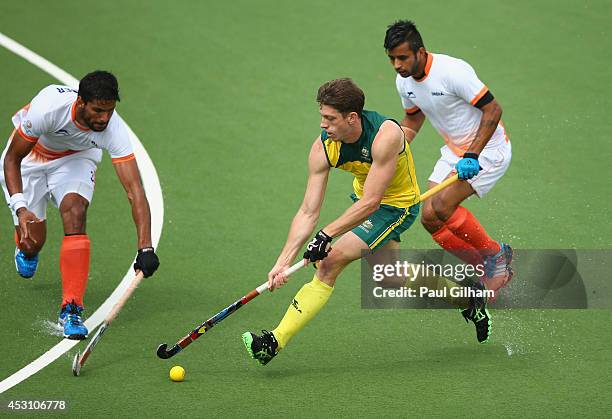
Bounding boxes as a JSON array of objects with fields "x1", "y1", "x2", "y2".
[
  {"x1": 111, "y1": 153, "x2": 135, "y2": 164},
  {"x1": 405, "y1": 106, "x2": 421, "y2": 115},
  {"x1": 470, "y1": 86, "x2": 489, "y2": 106},
  {"x1": 16, "y1": 127, "x2": 39, "y2": 143}
]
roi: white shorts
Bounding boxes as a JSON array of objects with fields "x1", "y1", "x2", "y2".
[
  {"x1": 428, "y1": 141, "x2": 512, "y2": 197},
  {"x1": 1, "y1": 145, "x2": 102, "y2": 225}
]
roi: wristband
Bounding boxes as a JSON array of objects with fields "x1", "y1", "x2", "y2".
[
  {"x1": 9, "y1": 193, "x2": 27, "y2": 213},
  {"x1": 463, "y1": 152, "x2": 479, "y2": 160},
  {"x1": 138, "y1": 247, "x2": 155, "y2": 253}
]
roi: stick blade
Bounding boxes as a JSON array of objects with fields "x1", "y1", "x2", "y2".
[
  {"x1": 72, "y1": 351, "x2": 82, "y2": 377},
  {"x1": 157, "y1": 343, "x2": 181, "y2": 359}
]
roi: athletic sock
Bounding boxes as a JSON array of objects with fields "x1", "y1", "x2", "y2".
[
  {"x1": 445, "y1": 206, "x2": 501, "y2": 256},
  {"x1": 272, "y1": 275, "x2": 333, "y2": 349},
  {"x1": 432, "y1": 225, "x2": 483, "y2": 266},
  {"x1": 60, "y1": 235, "x2": 90, "y2": 307}
]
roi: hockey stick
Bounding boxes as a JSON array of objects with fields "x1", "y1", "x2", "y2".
[
  {"x1": 156, "y1": 259, "x2": 307, "y2": 359},
  {"x1": 72, "y1": 271, "x2": 145, "y2": 376},
  {"x1": 418, "y1": 174, "x2": 459, "y2": 202},
  {"x1": 156, "y1": 175, "x2": 458, "y2": 360}
]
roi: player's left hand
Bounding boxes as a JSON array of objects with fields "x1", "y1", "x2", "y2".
[
  {"x1": 456, "y1": 152, "x2": 480, "y2": 180},
  {"x1": 134, "y1": 247, "x2": 160, "y2": 277},
  {"x1": 303, "y1": 230, "x2": 333, "y2": 263}
]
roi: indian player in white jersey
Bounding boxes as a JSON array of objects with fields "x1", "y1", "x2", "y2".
[
  {"x1": 383, "y1": 21, "x2": 513, "y2": 302},
  {"x1": 0, "y1": 71, "x2": 160, "y2": 339}
]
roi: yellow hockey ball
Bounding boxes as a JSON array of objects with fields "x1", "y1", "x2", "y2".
[{"x1": 169, "y1": 366, "x2": 185, "y2": 382}]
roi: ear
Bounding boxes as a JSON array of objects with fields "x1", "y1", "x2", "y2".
[
  {"x1": 348, "y1": 112, "x2": 359, "y2": 125},
  {"x1": 76, "y1": 96, "x2": 85, "y2": 108}
]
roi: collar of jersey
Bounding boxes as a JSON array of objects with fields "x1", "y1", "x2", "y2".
[{"x1": 413, "y1": 52, "x2": 433, "y2": 83}]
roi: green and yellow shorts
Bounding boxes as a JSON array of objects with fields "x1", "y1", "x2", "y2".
[{"x1": 350, "y1": 193, "x2": 420, "y2": 250}]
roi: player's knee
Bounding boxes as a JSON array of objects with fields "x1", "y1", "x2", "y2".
[
  {"x1": 421, "y1": 204, "x2": 441, "y2": 230},
  {"x1": 60, "y1": 198, "x2": 89, "y2": 231},
  {"x1": 431, "y1": 196, "x2": 454, "y2": 222},
  {"x1": 317, "y1": 250, "x2": 350, "y2": 283}
]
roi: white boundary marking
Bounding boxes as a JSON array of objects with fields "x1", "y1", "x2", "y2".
[{"x1": 0, "y1": 32, "x2": 164, "y2": 393}]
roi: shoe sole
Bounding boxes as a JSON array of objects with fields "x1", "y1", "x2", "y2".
[
  {"x1": 241, "y1": 332, "x2": 257, "y2": 360},
  {"x1": 479, "y1": 307, "x2": 492, "y2": 344},
  {"x1": 63, "y1": 333, "x2": 88, "y2": 340}
]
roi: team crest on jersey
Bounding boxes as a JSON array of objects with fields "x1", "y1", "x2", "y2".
[
  {"x1": 361, "y1": 147, "x2": 371, "y2": 161},
  {"x1": 359, "y1": 219, "x2": 374, "y2": 233},
  {"x1": 23, "y1": 120, "x2": 34, "y2": 136},
  {"x1": 406, "y1": 91, "x2": 416, "y2": 98}
]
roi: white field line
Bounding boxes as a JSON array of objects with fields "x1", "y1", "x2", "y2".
[{"x1": 0, "y1": 32, "x2": 164, "y2": 394}]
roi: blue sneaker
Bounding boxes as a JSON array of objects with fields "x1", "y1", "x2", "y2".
[
  {"x1": 58, "y1": 303, "x2": 88, "y2": 340},
  {"x1": 14, "y1": 247, "x2": 39, "y2": 279},
  {"x1": 483, "y1": 242, "x2": 513, "y2": 279}
]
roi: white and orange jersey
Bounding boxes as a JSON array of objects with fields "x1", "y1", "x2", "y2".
[
  {"x1": 396, "y1": 53, "x2": 508, "y2": 156},
  {"x1": 10, "y1": 85, "x2": 134, "y2": 163}
]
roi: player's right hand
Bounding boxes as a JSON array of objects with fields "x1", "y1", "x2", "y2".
[
  {"x1": 16, "y1": 208, "x2": 41, "y2": 244},
  {"x1": 268, "y1": 263, "x2": 290, "y2": 291},
  {"x1": 303, "y1": 230, "x2": 333, "y2": 262}
]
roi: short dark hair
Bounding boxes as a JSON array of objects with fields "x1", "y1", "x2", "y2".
[
  {"x1": 78, "y1": 70, "x2": 120, "y2": 103},
  {"x1": 316, "y1": 78, "x2": 365, "y2": 115},
  {"x1": 384, "y1": 20, "x2": 425, "y2": 53}
]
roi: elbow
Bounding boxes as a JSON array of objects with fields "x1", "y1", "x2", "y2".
[
  {"x1": 298, "y1": 206, "x2": 320, "y2": 225},
  {"x1": 126, "y1": 188, "x2": 146, "y2": 206},
  {"x1": 362, "y1": 199, "x2": 381, "y2": 215},
  {"x1": 491, "y1": 102, "x2": 503, "y2": 122}
]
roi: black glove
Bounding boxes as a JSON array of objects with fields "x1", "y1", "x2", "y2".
[
  {"x1": 134, "y1": 247, "x2": 160, "y2": 278},
  {"x1": 303, "y1": 230, "x2": 333, "y2": 263}
]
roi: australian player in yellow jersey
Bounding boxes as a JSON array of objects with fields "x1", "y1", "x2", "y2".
[{"x1": 242, "y1": 78, "x2": 490, "y2": 366}]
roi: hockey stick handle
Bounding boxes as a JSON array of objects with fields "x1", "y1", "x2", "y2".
[
  {"x1": 104, "y1": 271, "x2": 145, "y2": 325},
  {"x1": 418, "y1": 174, "x2": 459, "y2": 202},
  {"x1": 254, "y1": 259, "x2": 308, "y2": 294}
]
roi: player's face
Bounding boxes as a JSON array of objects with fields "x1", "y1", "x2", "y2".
[
  {"x1": 319, "y1": 105, "x2": 353, "y2": 141},
  {"x1": 79, "y1": 99, "x2": 116, "y2": 131},
  {"x1": 387, "y1": 42, "x2": 425, "y2": 78}
]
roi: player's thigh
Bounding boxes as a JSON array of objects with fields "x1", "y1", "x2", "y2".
[
  {"x1": 47, "y1": 156, "x2": 97, "y2": 209},
  {"x1": 432, "y1": 179, "x2": 476, "y2": 217},
  {"x1": 467, "y1": 142, "x2": 512, "y2": 197},
  {"x1": 353, "y1": 202, "x2": 420, "y2": 251}
]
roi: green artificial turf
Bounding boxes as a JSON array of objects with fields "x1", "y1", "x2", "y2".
[{"x1": 0, "y1": 1, "x2": 610, "y2": 416}]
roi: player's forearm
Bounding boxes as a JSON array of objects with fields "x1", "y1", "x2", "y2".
[
  {"x1": 324, "y1": 198, "x2": 379, "y2": 238},
  {"x1": 468, "y1": 104, "x2": 502, "y2": 154},
  {"x1": 277, "y1": 210, "x2": 319, "y2": 265},
  {"x1": 400, "y1": 113, "x2": 424, "y2": 144},
  {"x1": 128, "y1": 192, "x2": 153, "y2": 249},
  {"x1": 400, "y1": 126, "x2": 417, "y2": 144},
  {"x1": 3, "y1": 155, "x2": 24, "y2": 196}
]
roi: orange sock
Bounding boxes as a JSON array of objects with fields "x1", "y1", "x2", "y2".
[
  {"x1": 60, "y1": 235, "x2": 90, "y2": 307},
  {"x1": 445, "y1": 206, "x2": 501, "y2": 256},
  {"x1": 432, "y1": 225, "x2": 483, "y2": 266}
]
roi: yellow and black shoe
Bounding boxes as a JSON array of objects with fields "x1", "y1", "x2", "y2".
[{"x1": 242, "y1": 330, "x2": 279, "y2": 365}]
